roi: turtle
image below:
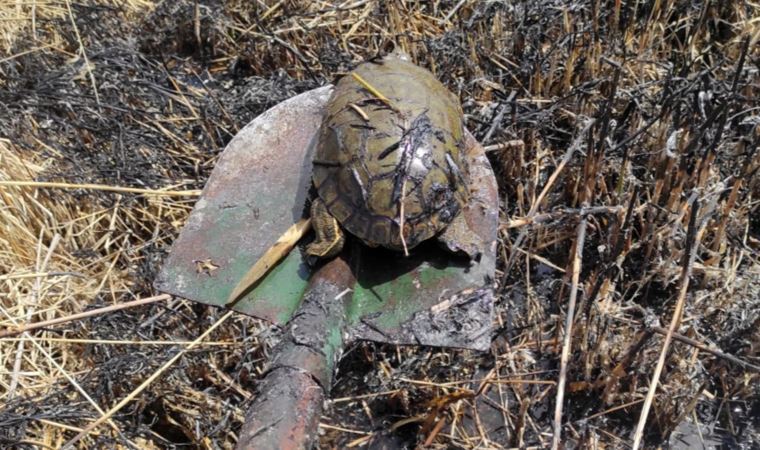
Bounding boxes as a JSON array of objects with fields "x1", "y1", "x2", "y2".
[{"x1": 305, "y1": 50, "x2": 484, "y2": 261}]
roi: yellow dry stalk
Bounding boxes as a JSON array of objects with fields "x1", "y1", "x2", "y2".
[
  {"x1": 0, "y1": 137, "x2": 192, "y2": 447},
  {"x1": 226, "y1": 217, "x2": 313, "y2": 305},
  {"x1": 350, "y1": 72, "x2": 396, "y2": 109},
  {"x1": 0, "y1": 0, "x2": 151, "y2": 56}
]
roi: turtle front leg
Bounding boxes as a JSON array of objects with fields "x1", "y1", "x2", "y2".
[
  {"x1": 437, "y1": 210, "x2": 485, "y2": 261},
  {"x1": 305, "y1": 197, "x2": 346, "y2": 261}
]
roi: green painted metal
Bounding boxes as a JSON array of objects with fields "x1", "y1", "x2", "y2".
[{"x1": 231, "y1": 249, "x2": 310, "y2": 325}]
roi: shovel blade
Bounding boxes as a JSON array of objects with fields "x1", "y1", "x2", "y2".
[
  {"x1": 154, "y1": 86, "x2": 332, "y2": 324},
  {"x1": 155, "y1": 86, "x2": 499, "y2": 351}
]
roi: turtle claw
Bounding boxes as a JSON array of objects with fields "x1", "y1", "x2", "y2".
[
  {"x1": 305, "y1": 198, "x2": 346, "y2": 262},
  {"x1": 437, "y1": 210, "x2": 485, "y2": 262}
]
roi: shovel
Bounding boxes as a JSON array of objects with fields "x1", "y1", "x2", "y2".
[{"x1": 154, "y1": 85, "x2": 499, "y2": 449}]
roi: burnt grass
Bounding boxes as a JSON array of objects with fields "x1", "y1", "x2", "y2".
[{"x1": 1, "y1": 1, "x2": 759, "y2": 449}]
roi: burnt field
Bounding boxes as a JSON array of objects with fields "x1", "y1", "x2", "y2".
[{"x1": 1, "y1": 1, "x2": 759, "y2": 449}]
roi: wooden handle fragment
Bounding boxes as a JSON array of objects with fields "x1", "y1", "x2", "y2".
[{"x1": 235, "y1": 255, "x2": 355, "y2": 450}]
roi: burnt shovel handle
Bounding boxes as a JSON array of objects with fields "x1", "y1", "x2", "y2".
[{"x1": 236, "y1": 255, "x2": 355, "y2": 450}]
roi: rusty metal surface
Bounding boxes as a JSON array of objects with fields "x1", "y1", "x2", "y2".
[
  {"x1": 235, "y1": 368, "x2": 323, "y2": 450},
  {"x1": 154, "y1": 86, "x2": 333, "y2": 325},
  {"x1": 155, "y1": 86, "x2": 498, "y2": 350}
]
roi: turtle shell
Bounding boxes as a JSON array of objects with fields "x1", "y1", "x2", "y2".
[{"x1": 312, "y1": 53, "x2": 470, "y2": 252}]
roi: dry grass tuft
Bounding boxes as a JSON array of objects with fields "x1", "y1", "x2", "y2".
[{"x1": 1, "y1": 0, "x2": 759, "y2": 448}]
